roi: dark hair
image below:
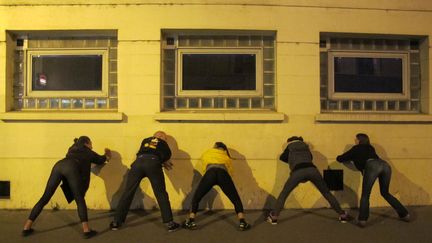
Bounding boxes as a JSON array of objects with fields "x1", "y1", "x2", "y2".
[
  {"x1": 214, "y1": 142, "x2": 231, "y2": 158},
  {"x1": 356, "y1": 133, "x2": 370, "y2": 144},
  {"x1": 69, "y1": 136, "x2": 91, "y2": 152},
  {"x1": 287, "y1": 136, "x2": 303, "y2": 143}
]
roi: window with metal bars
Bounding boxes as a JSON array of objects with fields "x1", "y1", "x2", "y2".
[
  {"x1": 161, "y1": 30, "x2": 276, "y2": 110},
  {"x1": 10, "y1": 31, "x2": 118, "y2": 110},
  {"x1": 320, "y1": 34, "x2": 422, "y2": 113}
]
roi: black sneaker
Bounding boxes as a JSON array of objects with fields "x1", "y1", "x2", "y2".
[
  {"x1": 83, "y1": 230, "x2": 97, "y2": 239},
  {"x1": 183, "y1": 219, "x2": 197, "y2": 230},
  {"x1": 22, "y1": 228, "x2": 34, "y2": 237},
  {"x1": 238, "y1": 221, "x2": 251, "y2": 231},
  {"x1": 167, "y1": 221, "x2": 180, "y2": 232},
  {"x1": 266, "y1": 213, "x2": 278, "y2": 225},
  {"x1": 339, "y1": 211, "x2": 349, "y2": 223},
  {"x1": 110, "y1": 221, "x2": 120, "y2": 231},
  {"x1": 400, "y1": 214, "x2": 411, "y2": 222}
]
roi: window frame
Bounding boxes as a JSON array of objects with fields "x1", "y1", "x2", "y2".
[
  {"x1": 25, "y1": 48, "x2": 109, "y2": 98},
  {"x1": 176, "y1": 48, "x2": 263, "y2": 97},
  {"x1": 328, "y1": 51, "x2": 410, "y2": 100}
]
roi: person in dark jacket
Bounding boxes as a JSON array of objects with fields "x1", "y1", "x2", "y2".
[
  {"x1": 110, "y1": 131, "x2": 180, "y2": 232},
  {"x1": 267, "y1": 136, "x2": 348, "y2": 224},
  {"x1": 22, "y1": 136, "x2": 110, "y2": 239},
  {"x1": 336, "y1": 133, "x2": 410, "y2": 227}
]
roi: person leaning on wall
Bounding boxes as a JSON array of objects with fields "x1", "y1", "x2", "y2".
[
  {"x1": 336, "y1": 133, "x2": 410, "y2": 227},
  {"x1": 183, "y1": 142, "x2": 251, "y2": 231},
  {"x1": 267, "y1": 136, "x2": 349, "y2": 225},
  {"x1": 109, "y1": 131, "x2": 181, "y2": 232},
  {"x1": 22, "y1": 136, "x2": 111, "y2": 239}
]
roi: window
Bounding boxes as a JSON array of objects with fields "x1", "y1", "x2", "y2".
[
  {"x1": 9, "y1": 30, "x2": 118, "y2": 110},
  {"x1": 328, "y1": 52, "x2": 408, "y2": 99},
  {"x1": 161, "y1": 30, "x2": 275, "y2": 110},
  {"x1": 320, "y1": 34, "x2": 423, "y2": 113},
  {"x1": 27, "y1": 49, "x2": 108, "y2": 97}
]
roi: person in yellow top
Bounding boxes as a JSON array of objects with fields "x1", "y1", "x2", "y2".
[{"x1": 183, "y1": 142, "x2": 251, "y2": 231}]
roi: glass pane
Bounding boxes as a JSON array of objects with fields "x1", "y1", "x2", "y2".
[
  {"x1": 164, "y1": 84, "x2": 175, "y2": 96},
  {"x1": 177, "y1": 98, "x2": 187, "y2": 108},
  {"x1": 239, "y1": 98, "x2": 250, "y2": 108},
  {"x1": 264, "y1": 98, "x2": 274, "y2": 108},
  {"x1": 164, "y1": 98, "x2": 174, "y2": 110},
  {"x1": 189, "y1": 98, "x2": 199, "y2": 108},
  {"x1": 352, "y1": 101, "x2": 362, "y2": 110},
  {"x1": 341, "y1": 100, "x2": 350, "y2": 110},
  {"x1": 38, "y1": 99, "x2": 48, "y2": 109},
  {"x1": 109, "y1": 98, "x2": 118, "y2": 109},
  {"x1": 376, "y1": 101, "x2": 385, "y2": 111},
  {"x1": 227, "y1": 98, "x2": 237, "y2": 108},
  {"x1": 32, "y1": 54, "x2": 103, "y2": 91},
  {"x1": 364, "y1": 101, "x2": 373, "y2": 110},
  {"x1": 263, "y1": 48, "x2": 274, "y2": 59},
  {"x1": 50, "y1": 98, "x2": 59, "y2": 109},
  {"x1": 399, "y1": 101, "x2": 407, "y2": 111},
  {"x1": 201, "y1": 98, "x2": 212, "y2": 108},
  {"x1": 182, "y1": 54, "x2": 256, "y2": 91},
  {"x1": 85, "y1": 99, "x2": 95, "y2": 109},
  {"x1": 250, "y1": 36, "x2": 262, "y2": 46},
  {"x1": 109, "y1": 85, "x2": 118, "y2": 97},
  {"x1": 72, "y1": 99, "x2": 83, "y2": 109},
  {"x1": 96, "y1": 98, "x2": 107, "y2": 109},
  {"x1": 334, "y1": 56, "x2": 403, "y2": 93},
  {"x1": 328, "y1": 100, "x2": 338, "y2": 110},
  {"x1": 251, "y1": 98, "x2": 262, "y2": 108},
  {"x1": 388, "y1": 101, "x2": 396, "y2": 110},
  {"x1": 15, "y1": 99, "x2": 23, "y2": 110},
  {"x1": 264, "y1": 85, "x2": 274, "y2": 96},
  {"x1": 61, "y1": 99, "x2": 71, "y2": 109},
  {"x1": 264, "y1": 73, "x2": 274, "y2": 84},
  {"x1": 214, "y1": 98, "x2": 224, "y2": 108}
]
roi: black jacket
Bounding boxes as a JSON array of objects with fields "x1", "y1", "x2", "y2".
[
  {"x1": 279, "y1": 141, "x2": 313, "y2": 171},
  {"x1": 336, "y1": 144, "x2": 380, "y2": 171},
  {"x1": 137, "y1": 137, "x2": 171, "y2": 163},
  {"x1": 65, "y1": 146, "x2": 106, "y2": 194}
]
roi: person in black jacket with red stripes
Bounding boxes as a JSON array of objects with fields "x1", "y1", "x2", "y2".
[
  {"x1": 110, "y1": 131, "x2": 180, "y2": 232},
  {"x1": 22, "y1": 136, "x2": 110, "y2": 239},
  {"x1": 336, "y1": 133, "x2": 410, "y2": 227}
]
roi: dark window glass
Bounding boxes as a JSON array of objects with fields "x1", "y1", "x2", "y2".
[
  {"x1": 182, "y1": 54, "x2": 256, "y2": 90},
  {"x1": 32, "y1": 55, "x2": 102, "y2": 91},
  {"x1": 334, "y1": 57, "x2": 403, "y2": 93}
]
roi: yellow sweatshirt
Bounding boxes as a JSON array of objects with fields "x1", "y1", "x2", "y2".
[{"x1": 199, "y1": 148, "x2": 233, "y2": 176}]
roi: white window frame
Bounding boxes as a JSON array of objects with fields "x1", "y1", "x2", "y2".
[
  {"x1": 328, "y1": 51, "x2": 410, "y2": 100},
  {"x1": 176, "y1": 48, "x2": 263, "y2": 97},
  {"x1": 25, "y1": 48, "x2": 109, "y2": 98}
]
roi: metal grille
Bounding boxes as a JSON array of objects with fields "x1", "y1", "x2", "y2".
[
  {"x1": 161, "y1": 32, "x2": 276, "y2": 110},
  {"x1": 13, "y1": 37, "x2": 118, "y2": 110},
  {"x1": 320, "y1": 36, "x2": 421, "y2": 113}
]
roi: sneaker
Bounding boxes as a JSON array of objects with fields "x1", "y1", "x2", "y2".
[
  {"x1": 400, "y1": 214, "x2": 411, "y2": 222},
  {"x1": 266, "y1": 213, "x2": 278, "y2": 225},
  {"x1": 357, "y1": 220, "x2": 367, "y2": 228},
  {"x1": 22, "y1": 228, "x2": 34, "y2": 237},
  {"x1": 183, "y1": 219, "x2": 197, "y2": 230},
  {"x1": 339, "y1": 211, "x2": 349, "y2": 223},
  {"x1": 83, "y1": 230, "x2": 97, "y2": 239},
  {"x1": 238, "y1": 221, "x2": 251, "y2": 231},
  {"x1": 109, "y1": 221, "x2": 120, "y2": 231},
  {"x1": 167, "y1": 221, "x2": 180, "y2": 232}
]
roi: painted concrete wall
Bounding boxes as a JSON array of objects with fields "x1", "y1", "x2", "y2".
[{"x1": 0, "y1": 0, "x2": 431, "y2": 211}]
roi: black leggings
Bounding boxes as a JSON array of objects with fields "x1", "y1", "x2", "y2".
[
  {"x1": 28, "y1": 159, "x2": 88, "y2": 222},
  {"x1": 191, "y1": 168, "x2": 244, "y2": 214}
]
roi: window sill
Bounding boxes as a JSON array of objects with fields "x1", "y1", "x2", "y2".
[
  {"x1": 0, "y1": 111, "x2": 124, "y2": 122},
  {"x1": 154, "y1": 111, "x2": 285, "y2": 122},
  {"x1": 315, "y1": 113, "x2": 432, "y2": 123}
]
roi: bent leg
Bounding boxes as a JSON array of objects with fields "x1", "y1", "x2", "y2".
[
  {"x1": 190, "y1": 170, "x2": 217, "y2": 214},
  {"x1": 273, "y1": 171, "x2": 304, "y2": 216},
  {"x1": 217, "y1": 170, "x2": 244, "y2": 214},
  {"x1": 147, "y1": 165, "x2": 174, "y2": 223},
  {"x1": 378, "y1": 163, "x2": 409, "y2": 218},
  {"x1": 309, "y1": 169, "x2": 344, "y2": 215}
]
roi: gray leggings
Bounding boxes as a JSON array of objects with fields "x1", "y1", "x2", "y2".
[
  {"x1": 359, "y1": 159, "x2": 408, "y2": 221},
  {"x1": 28, "y1": 159, "x2": 88, "y2": 222},
  {"x1": 274, "y1": 167, "x2": 344, "y2": 215}
]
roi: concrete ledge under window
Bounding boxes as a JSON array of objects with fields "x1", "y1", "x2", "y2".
[
  {"x1": 154, "y1": 111, "x2": 285, "y2": 122},
  {"x1": 315, "y1": 113, "x2": 432, "y2": 123},
  {"x1": 0, "y1": 111, "x2": 124, "y2": 122}
]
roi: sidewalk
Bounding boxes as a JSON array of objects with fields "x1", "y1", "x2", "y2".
[{"x1": 1, "y1": 206, "x2": 431, "y2": 243}]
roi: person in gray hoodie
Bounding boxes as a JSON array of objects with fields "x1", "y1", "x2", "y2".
[{"x1": 267, "y1": 136, "x2": 348, "y2": 224}]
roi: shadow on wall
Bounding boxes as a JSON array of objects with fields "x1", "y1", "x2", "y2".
[
  {"x1": 91, "y1": 150, "x2": 156, "y2": 211},
  {"x1": 311, "y1": 145, "x2": 360, "y2": 209},
  {"x1": 373, "y1": 143, "x2": 430, "y2": 206},
  {"x1": 164, "y1": 136, "x2": 222, "y2": 211},
  {"x1": 229, "y1": 148, "x2": 275, "y2": 210}
]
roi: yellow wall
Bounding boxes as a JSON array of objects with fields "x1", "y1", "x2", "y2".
[{"x1": 0, "y1": 0, "x2": 431, "y2": 211}]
